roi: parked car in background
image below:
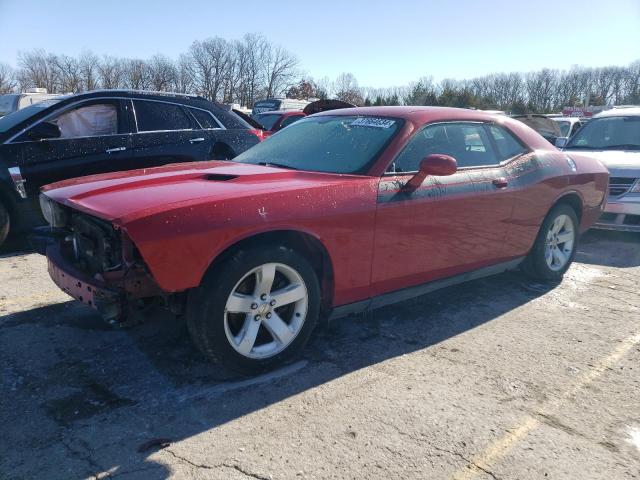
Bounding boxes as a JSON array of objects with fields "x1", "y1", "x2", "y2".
[
  {"x1": 252, "y1": 98, "x2": 310, "y2": 114},
  {"x1": 551, "y1": 116, "x2": 585, "y2": 139},
  {"x1": 0, "y1": 89, "x2": 64, "y2": 118},
  {"x1": 250, "y1": 100, "x2": 356, "y2": 138},
  {"x1": 252, "y1": 110, "x2": 305, "y2": 137},
  {"x1": 0, "y1": 90, "x2": 263, "y2": 247},
  {"x1": 39, "y1": 107, "x2": 608, "y2": 373},
  {"x1": 563, "y1": 107, "x2": 640, "y2": 232},
  {"x1": 512, "y1": 114, "x2": 563, "y2": 144}
]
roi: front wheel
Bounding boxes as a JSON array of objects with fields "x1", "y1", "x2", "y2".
[
  {"x1": 521, "y1": 204, "x2": 579, "y2": 281},
  {"x1": 186, "y1": 245, "x2": 320, "y2": 374}
]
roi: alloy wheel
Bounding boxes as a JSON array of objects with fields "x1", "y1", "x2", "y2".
[
  {"x1": 223, "y1": 262, "x2": 309, "y2": 359},
  {"x1": 544, "y1": 214, "x2": 575, "y2": 271}
]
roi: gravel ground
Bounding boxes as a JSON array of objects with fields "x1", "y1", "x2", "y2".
[{"x1": 0, "y1": 230, "x2": 639, "y2": 480}]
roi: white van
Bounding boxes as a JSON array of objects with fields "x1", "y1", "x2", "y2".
[
  {"x1": 0, "y1": 89, "x2": 64, "y2": 118},
  {"x1": 252, "y1": 98, "x2": 311, "y2": 115}
]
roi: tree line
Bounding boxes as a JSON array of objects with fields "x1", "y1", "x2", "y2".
[{"x1": 0, "y1": 33, "x2": 638, "y2": 113}]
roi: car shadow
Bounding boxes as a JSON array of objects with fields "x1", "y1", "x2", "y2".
[
  {"x1": 576, "y1": 229, "x2": 640, "y2": 268},
  {"x1": 0, "y1": 233, "x2": 33, "y2": 258},
  {"x1": 0, "y1": 268, "x2": 559, "y2": 479}
]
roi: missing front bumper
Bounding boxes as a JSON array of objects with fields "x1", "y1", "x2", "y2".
[{"x1": 47, "y1": 245, "x2": 124, "y2": 323}]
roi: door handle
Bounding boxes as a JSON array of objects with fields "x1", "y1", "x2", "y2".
[
  {"x1": 492, "y1": 177, "x2": 509, "y2": 189},
  {"x1": 189, "y1": 137, "x2": 206, "y2": 144},
  {"x1": 105, "y1": 146, "x2": 127, "y2": 154}
]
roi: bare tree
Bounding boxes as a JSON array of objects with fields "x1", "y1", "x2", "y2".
[
  {"x1": 333, "y1": 72, "x2": 363, "y2": 105},
  {"x1": 51, "y1": 54, "x2": 83, "y2": 93},
  {"x1": 0, "y1": 63, "x2": 17, "y2": 94},
  {"x1": 261, "y1": 43, "x2": 298, "y2": 98},
  {"x1": 147, "y1": 54, "x2": 177, "y2": 91},
  {"x1": 123, "y1": 59, "x2": 151, "y2": 90},
  {"x1": 98, "y1": 56, "x2": 125, "y2": 89},
  {"x1": 16, "y1": 49, "x2": 58, "y2": 92},
  {"x1": 78, "y1": 51, "x2": 100, "y2": 91}
]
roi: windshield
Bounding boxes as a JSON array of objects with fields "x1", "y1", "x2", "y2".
[
  {"x1": 253, "y1": 113, "x2": 282, "y2": 130},
  {"x1": 233, "y1": 115, "x2": 402, "y2": 174},
  {"x1": 0, "y1": 94, "x2": 19, "y2": 117},
  {"x1": 556, "y1": 120, "x2": 571, "y2": 137},
  {"x1": 565, "y1": 116, "x2": 640, "y2": 150},
  {"x1": 0, "y1": 99, "x2": 62, "y2": 133}
]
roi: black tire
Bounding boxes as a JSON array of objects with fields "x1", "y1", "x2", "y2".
[
  {"x1": 521, "y1": 203, "x2": 579, "y2": 281},
  {"x1": 186, "y1": 245, "x2": 321, "y2": 375},
  {"x1": 0, "y1": 201, "x2": 10, "y2": 248}
]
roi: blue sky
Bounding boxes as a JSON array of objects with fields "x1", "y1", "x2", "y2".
[{"x1": 0, "y1": 0, "x2": 639, "y2": 87}]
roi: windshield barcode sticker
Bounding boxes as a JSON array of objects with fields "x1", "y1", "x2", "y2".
[{"x1": 350, "y1": 117, "x2": 396, "y2": 129}]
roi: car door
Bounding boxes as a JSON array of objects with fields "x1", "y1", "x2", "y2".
[
  {"x1": 371, "y1": 121, "x2": 516, "y2": 296},
  {"x1": 130, "y1": 99, "x2": 205, "y2": 168},
  {"x1": 14, "y1": 98, "x2": 132, "y2": 195},
  {"x1": 183, "y1": 106, "x2": 240, "y2": 159}
]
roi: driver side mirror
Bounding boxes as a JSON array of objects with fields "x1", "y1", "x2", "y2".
[
  {"x1": 554, "y1": 137, "x2": 568, "y2": 149},
  {"x1": 404, "y1": 154, "x2": 457, "y2": 192},
  {"x1": 27, "y1": 121, "x2": 61, "y2": 141}
]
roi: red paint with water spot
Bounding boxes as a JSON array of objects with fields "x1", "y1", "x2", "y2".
[{"x1": 43, "y1": 107, "x2": 608, "y2": 307}]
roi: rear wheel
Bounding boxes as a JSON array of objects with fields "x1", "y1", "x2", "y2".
[
  {"x1": 0, "y1": 201, "x2": 10, "y2": 248},
  {"x1": 186, "y1": 245, "x2": 320, "y2": 374},
  {"x1": 521, "y1": 204, "x2": 579, "y2": 281}
]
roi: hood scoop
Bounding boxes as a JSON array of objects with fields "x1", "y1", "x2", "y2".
[{"x1": 205, "y1": 173, "x2": 238, "y2": 181}]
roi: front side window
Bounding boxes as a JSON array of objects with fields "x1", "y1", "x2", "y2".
[
  {"x1": 134, "y1": 100, "x2": 192, "y2": 132},
  {"x1": 565, "y1": 116, "x2": 640, "y2": 151},
  {"x1": 233, "y1": 115, "x2": 402, "y2": 174},
  {"x1": 50, "y1": 103, "x2": 118, "y2": 138},
  {"x1": 393, "y1": 122, "x2": 499, "y2": 172}
]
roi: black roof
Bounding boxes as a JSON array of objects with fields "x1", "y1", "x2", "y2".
[{"x1": 69, "y1": 90, "x2": 227, "y2": 111}]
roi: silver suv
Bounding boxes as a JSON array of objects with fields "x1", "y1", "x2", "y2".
[{"x1": 563, "y1": 107, "x2": 640, "y2": 232}]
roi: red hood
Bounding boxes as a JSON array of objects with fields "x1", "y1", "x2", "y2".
[{"x1": 42, "y1": 160, "x2": 360, "y2": 225}]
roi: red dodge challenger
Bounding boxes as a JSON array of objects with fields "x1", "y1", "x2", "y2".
[{"x1": 39, "y1": 107, "x2": 608, "y2": 373}]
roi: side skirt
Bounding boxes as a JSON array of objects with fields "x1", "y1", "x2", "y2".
[{"x1": 328, "y1": 257, "x2": 525, "y2": 321}]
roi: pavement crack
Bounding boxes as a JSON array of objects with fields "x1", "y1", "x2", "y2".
[
  {"x1": 163, "y1": 449, "x2": 270, "y2": 480},
  {"x1": 221, "y1": 463, "x2": 271, "y2": 480},
  {"x1": 163, "y1": 448, "x2": 214, "y2": 470},
  {"x1": 430, "y1": 445, "x2": 501, "y2": 480}
]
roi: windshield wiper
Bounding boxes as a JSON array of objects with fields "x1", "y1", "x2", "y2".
[{"x1": 258, "y1": 162, "x2": 298, "y2": 170}]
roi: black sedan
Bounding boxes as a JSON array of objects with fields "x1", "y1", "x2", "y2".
[{"x1": 0, "y1": 90, "x2": 262, "y2": 246}]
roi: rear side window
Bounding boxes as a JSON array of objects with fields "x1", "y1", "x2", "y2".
[
  {"x1": 134, "y1": 100, "x2": 192, "y2": 132},
  {"x1": 393, "y1": 122, "x2": 500, "y2": 172},
  {"x1": 488, "y1": 125, "x2": 527, "y2": 161},
  {"x1": 189, "y1": 108, "x2": 219, "y2": 129}
]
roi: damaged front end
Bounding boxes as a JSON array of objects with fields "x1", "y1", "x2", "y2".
[{"x1": 39, "y1": 194, "x2": 166, "y2": 326}]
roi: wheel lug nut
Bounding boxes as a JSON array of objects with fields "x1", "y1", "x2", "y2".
[
  {"x1": 269, "y1": 299, "x2": 276, "y2": 306},
  {"x1": 266, "y1": 313, "x2": 272, "y2": 319},
  {"x1": 251, "y1": 303, "x2": 258, "y2": 310},
  {"x1": 260, "y1": 294, "x2": 267, "y2": 301},
  {"x1": 254, "y1": 314, "x2": 261, "y2": 321}
]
